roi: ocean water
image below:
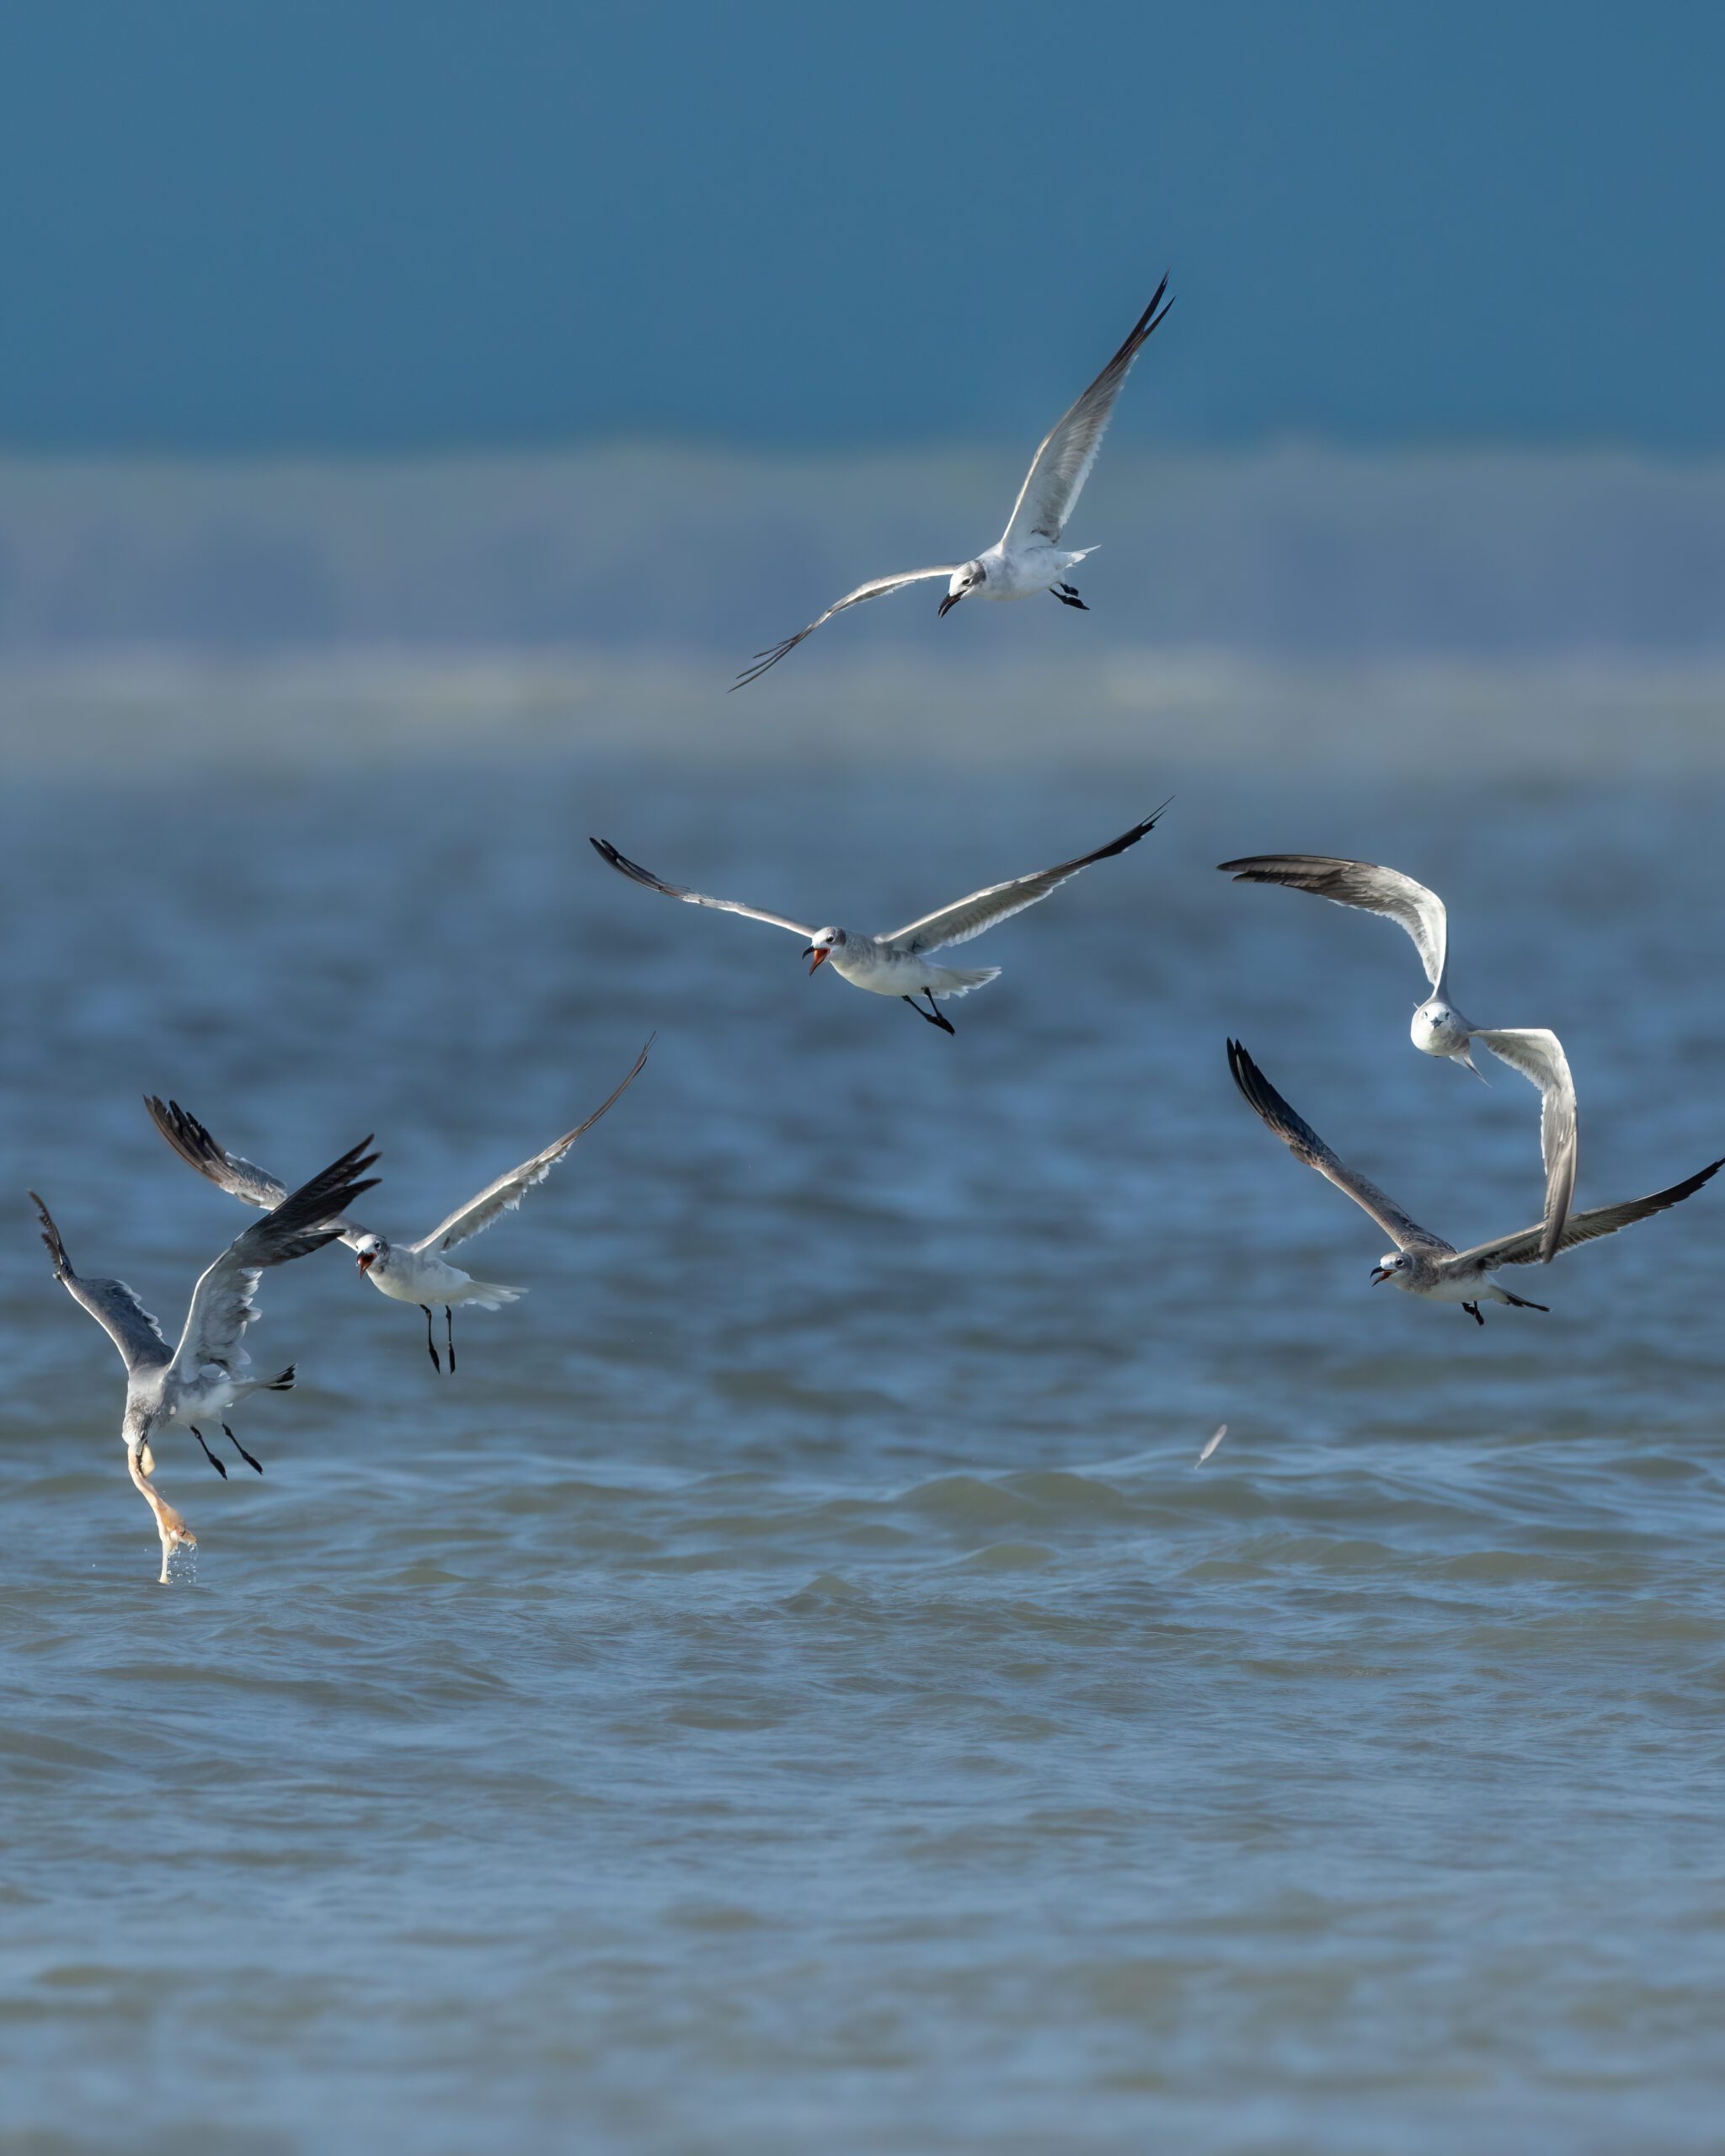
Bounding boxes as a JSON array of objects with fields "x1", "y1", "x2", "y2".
[{"x1": 3, "y1": 742, "x2": 1724, "y2": 2153}]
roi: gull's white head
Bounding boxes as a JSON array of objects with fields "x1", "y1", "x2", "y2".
[
  {"x1": 353, "y1": 1232, "x2": 388, "y2": 1275},
  {"x1": 801, "y1": 927, "x2": 846, "y2": 974},
  {"x1": 1411, "y1": 999, "x2": 1473, "y2": 1064},
  {"x1": 1370, "y1": 1252, "x2": 1410, "y2": 1286},
  {"x1": 938, "y1": 562, "x2": 985, "y2": 617}
]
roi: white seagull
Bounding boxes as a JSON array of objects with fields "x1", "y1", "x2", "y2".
[
  {"x1": 1227, "y1": 1039, "x2": 1719, "y2": 1326},
  {"x1": 733, "y1": 277, "x2": 1172, "y2": 687},
  {"x1": 31, "y1": 1137, "x2": 379, "y2": 1582},
  {"x1": 144, "y1": 1040, "x2": 649, "y2": 1375},
  {"x1": 590, "y1": 809, "x2": 1167, "y2": 1033},
  {"x1": 1219, "y1": 854, "x2": 1579, "y2": 1261}
]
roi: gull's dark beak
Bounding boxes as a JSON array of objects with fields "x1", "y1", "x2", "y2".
[
  {"x1": 937, "y1": 591, "x2": 960, "y2": 619},
  {"x1": 356, "y1": 1251, "x2": 375, "y2": 1273},
  {"x1": 804, "y1": 947, "x2": 829, "y2": 974},
  {"x1": 1370, "y1": 1266, "x2": 1391, "y2": 1283}
]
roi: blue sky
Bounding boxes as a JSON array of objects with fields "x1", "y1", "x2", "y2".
[{"x1": 1, "y1": 2, "x2": 1720, "y2": 454}]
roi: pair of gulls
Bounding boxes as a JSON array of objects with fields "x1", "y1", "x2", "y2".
[
  {"x1": 1218, "y1": 857, "x2": 1720, "y2": 1320},
  {"x1": 34, "y1": 1045, "x2": 649, "y2": 1582}
]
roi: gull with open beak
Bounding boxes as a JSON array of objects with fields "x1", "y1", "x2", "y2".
[
  {"x1": 1218, "y1": 853, "x2": 1579, "y2": 1261},
  {"x1": 590, "y1": 808, "x2": 1167, "y2": 1033},
  {"x1": 31, "y1": 1137, "x2": 378, "y2": 1582},
  {"x1": 733, "y1": 277, "x2": 1172, "y2": 686},
  {"x1": 144, "y1": 1041, "x2": 649, "y2": 1375},
  {"x1": 1226, "y1": 1039, "x2": 1718, "y2": 1326}
]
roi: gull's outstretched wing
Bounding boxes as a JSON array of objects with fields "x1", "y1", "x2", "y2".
[
  {"x1": 31, "y1": 1193, "x2": 173, "y2": 1375},
  {"x1": 590, "y1": 838, "x2": 816, "y2": 938},
  {"x1": 884, "y1": 806, "x2": 1167, "y2": 954},
  {"x1": 1451, "y1": 1157, "x2": 1722, "y2": 1273},
  {"x1": 146, "y1": 1097, "x2": 290, "y2": 1212},
  {"x1": 1226, "y1": 1040, "x2": 1451, "y2": 1254},
  {"x1": 1001, "y1": 276, "x2": 1172, "y2": 550},
  {"x1": 1218, "y1": 855, "x2": 1450, "y2": 995},
  {"x1": 413, "y1": 1038, "x2": 651, "y2": 1256},
  {"x1": 1471, "y1": 1028, "x2": 1578, "y2": 1262},
  {"x1": 145, "y1": 1097, "x2": 372, "y2": 1247},
  {"x1": 732, "y1": 567, "x2": 959, "y2": 690},
  {"x1": 166, "y1": 1139, "x2": 380, "y2": 1387}
]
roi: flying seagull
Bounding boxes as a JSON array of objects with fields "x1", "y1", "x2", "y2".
[
  {"x1": 1226, "y1": 1039, "x2": 1718, "y2": 1326},
  {"x1": 590, "y1": 809, "x2": 1167, "y2": 1033},
  {"x1": 31, "y1": 1138, "x2": 378, "y2": 1582},
  {"x1": 144, "y1": 1040, "x2": 649, "y2": 1375},
  {"x1": 1218, "y1": 854, "x2": 1578, "y2": 1260},
  {"x1": 733, "y1": 277, "x2": 1172, "y2": 687}
]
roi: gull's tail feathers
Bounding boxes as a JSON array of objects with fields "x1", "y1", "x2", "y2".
[
  {"x1": 233, "y1": 1364, "x2": 296, "y2": 1401},
  {"x1": 464, "y1": 1283, "x2": 526, "y2": 1311},
  {"x1": 938, "y1": 967, "x2": 1002, "y2": 999}
]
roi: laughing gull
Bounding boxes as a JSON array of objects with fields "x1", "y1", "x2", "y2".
[
  {"x1": 31, "y1": 1139, "x2": 378, "y2": 1582},
  {"x1": 733, "y1": 277, "x2": 1172, "y2": 686},
  {"x1": 1226, "y1": 1039, "x2": 1719, "y2": 1326},
  {"x1": 144, "y1": 1041, "x2": 649, "y2": 1375},
  {"x1": 590, "y1": 809, "x2": 1167, "y2": 1033},
  {"x1": 1218, "y1": 854, "x2": 1579, "y2": 1260}
]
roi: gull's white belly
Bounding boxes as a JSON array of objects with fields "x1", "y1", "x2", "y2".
[
  {"x1": 1402, "y1": 1270, "x2": 1488, "y2": 1305},
  {"x1": 831, "y1": 947, "x2": 953, "y2": 998},
  {"x1": 369, "y1": 1253, "x2": 471, "y2": 1304},
  {"x1": 171, "y1": 1369, "x2": 243, "y2": 1420},
  {"x1": 981, "y1": 544, "x2": 1069, "y2": 601}
]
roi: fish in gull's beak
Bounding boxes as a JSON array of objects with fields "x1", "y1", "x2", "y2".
[
  {"x1": 937, "y1": 591, "x2": 961, "y2": 619},
  {"x1": 804, "y1": 946, "x2": 829, "y2": 974}
]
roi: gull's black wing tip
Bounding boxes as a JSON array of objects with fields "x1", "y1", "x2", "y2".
[
  {"x1": 146, "y1": 1092, "x2": 219, "y2": 1167},
  {"x1": 29, "y1": 1190, "x2": 69, "y2": 1273},
  {"x1": 590, "y1": 840, "x2": 682, "y2": 899},
  {"x1": 731, "y1": 637, "x2": 800, "y2": 691},
  {"x1": 592, "y1": 835, "x2": 658, "y2": 885},
  {"x1": 1226, "y1": 1038, "x2": 1277, "y2": 1117},
  {"x1": 1124, "y1": 273, "x2": 1174, "y2": 350},
  {"x1": 1215, "y1": 857, "x2": 1290, "y2": 880}
]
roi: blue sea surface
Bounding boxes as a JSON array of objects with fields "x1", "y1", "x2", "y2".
[{"x1": 3, "y1": 742, "x2": 1723, "y2": 2153}]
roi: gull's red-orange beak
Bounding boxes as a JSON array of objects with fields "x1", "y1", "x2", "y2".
[
  {"x1": 356, "y1": 1250, "x2": 376, "y2": 1273},
  {"x1": 804, "y1": 946, "x2": 829, "y2": 974},
  {"x1": 1370, "y1": 1266, "x2": 1391, "y2": 1283},
  {"x1": 937, "y1": 591, "x2": 960, "y2": 619}
]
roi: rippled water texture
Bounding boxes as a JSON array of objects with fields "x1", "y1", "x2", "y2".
[{"x1": 4, "y1": 744, "x2": 1725, "y2": 2153}]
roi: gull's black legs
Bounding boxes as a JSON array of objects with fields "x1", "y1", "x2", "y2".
[
  {"x1": 446, "y1": 1307, "x2": 456, "y2": 1374},
  {"x1": 1052, "y1": 583, "x2": 1088, "y2": 611},
  {"x1": 1462, "y1": 1301, "x2": 1485, "y2": 1326},
  {"x1": 902, "y1": 994, "x2": 955, "y2": 1036},
  {"x1": 420, "y1": 1305, "x2": 442, "y2": 1374},
  {"x1": 223, "y1": 1422, "x2": 263, "y2": 1474},
  {"x1": 189, "y1": 1425, "x2": 227, "y2": 1478}
]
